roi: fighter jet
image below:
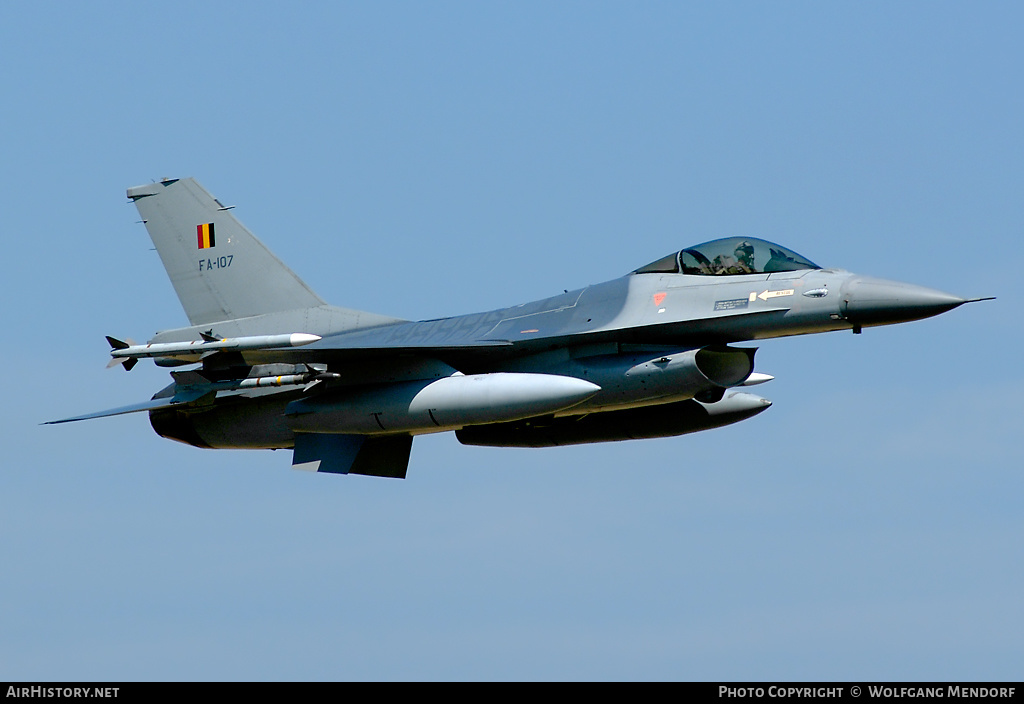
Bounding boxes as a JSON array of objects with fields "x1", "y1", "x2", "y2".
[{"x1": 47, "y1": 178, "x2": 988, "y2": 478}]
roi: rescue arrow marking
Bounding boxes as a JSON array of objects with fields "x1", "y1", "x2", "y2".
[{"x1": 757, "y1": 289, "x2": 795, "y2": 301}]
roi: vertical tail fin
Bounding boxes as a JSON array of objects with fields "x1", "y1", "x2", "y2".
[{"x1": 127, "y1": 178, "x2": 325, "y2": 326}]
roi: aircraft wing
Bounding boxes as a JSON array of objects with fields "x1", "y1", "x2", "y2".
[{"x1": 233, "y1": 307, "x2": 792, "y2": 368}]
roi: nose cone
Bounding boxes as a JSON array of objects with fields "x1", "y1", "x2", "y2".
[{"x1": 842, "y1": 276, "x2": 966, "y2": 327}]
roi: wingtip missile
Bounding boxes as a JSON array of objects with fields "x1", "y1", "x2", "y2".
[{"x1": 107, "y1": 333, "x2": 323, "y2": 364}]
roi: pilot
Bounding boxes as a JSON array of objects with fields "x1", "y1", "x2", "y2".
[
  {"x1": 711, "y1": 242, "x2": 756, "y2": 274},
  {"x1": 733, "y1": 241, "x2": 756, "y2": 273}
]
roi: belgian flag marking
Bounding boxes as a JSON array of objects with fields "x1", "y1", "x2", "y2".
[{"x1": 197, "y1": 222, "x2": 216, "y2": 249}]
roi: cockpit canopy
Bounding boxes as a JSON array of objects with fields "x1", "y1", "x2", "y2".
[{"x1": 634, "y1": 237, "x2": 821, "y2": 276}]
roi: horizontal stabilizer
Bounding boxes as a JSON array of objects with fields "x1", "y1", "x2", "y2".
[
  {"x1": 44, "y1": 389, "x2": 213, "y2": 424},
  {"x1": 292, "y1": 433, "x2": 413, "y2": 479}
]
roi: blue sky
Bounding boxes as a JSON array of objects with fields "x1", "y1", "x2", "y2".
[{"x1": 2, "y1": 1, "x2": 1021, "y2": 680}]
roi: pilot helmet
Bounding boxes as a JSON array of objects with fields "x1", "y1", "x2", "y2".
[{"x1": 735, "y1": 240, "x2": 755, "y2": 261}]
